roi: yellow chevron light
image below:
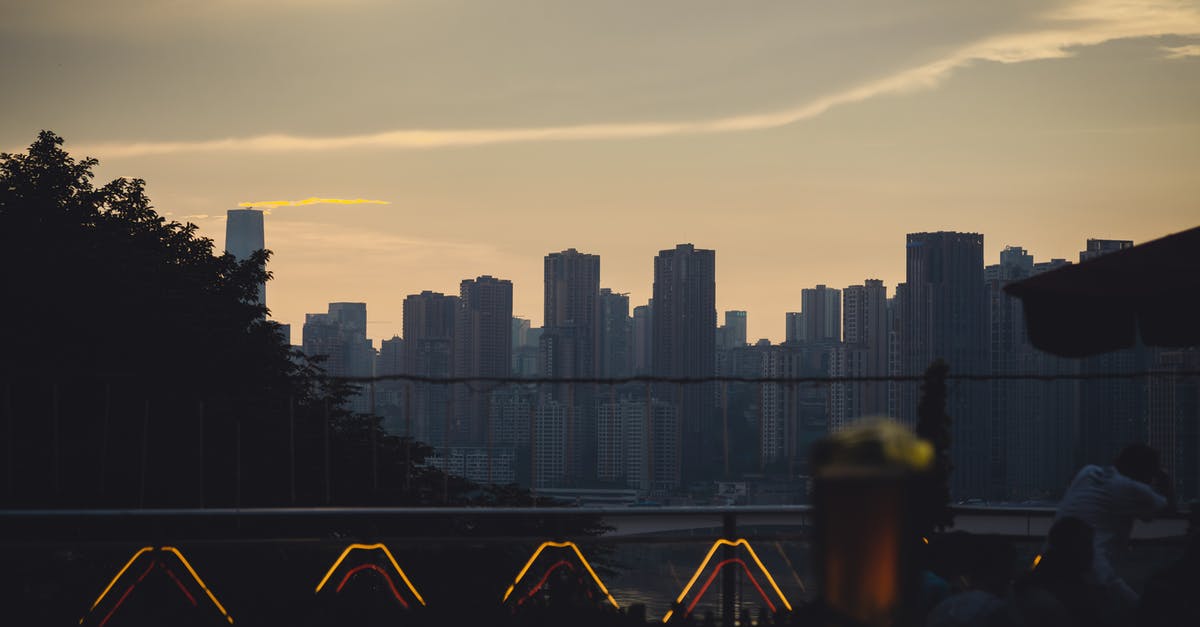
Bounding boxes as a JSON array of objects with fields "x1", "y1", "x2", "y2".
[
  {"x1": 80, "y1": 546, "x2": 233, "y2": 625},
  {"x1": 661, "y1": 538, "x2": 791, "y2": 623},
  {"x1": 314, "y1": 543, "x2": 425, "y2": 606},
  {"x1": 502, "y1": 541, "x2": 618, "y2": 608}
]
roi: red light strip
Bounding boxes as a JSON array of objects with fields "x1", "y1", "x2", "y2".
[
  {"x1": 336, "y1": 563, "x2": 410, "y2": 609},
  {"x1": 98, "y1": 562, "x2": 156, "y2": 627},
  {"x1": 98, "y1": 584, "x2": 135, "y2": 627},
  {"x1": 518, "y1": 560, "x2": 576, "y2": 606},
  {"x1": 162, "y1": 565, "x2": 199, "y2": 607},
  {"x1": 684, "y1": 559, "x2": 777, "y2": 617}
]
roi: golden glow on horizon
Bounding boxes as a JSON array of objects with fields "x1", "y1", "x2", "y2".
[
  {"x1": 502, "y1": 541, "x2": 619, "y2": 609},
  {"x1": 661, "y1": 538, "x2": 792, "y2": 623},
  {"x1": 238, "y1": 197, "x2": 390, "y2": 208},
  {"x1": 314, "y1": 543, "x2": 426, "y2": 606}
]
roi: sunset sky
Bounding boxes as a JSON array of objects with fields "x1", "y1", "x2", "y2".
[{"x1": 3, "y1": 0, "x2": 1198, "y2": 343}]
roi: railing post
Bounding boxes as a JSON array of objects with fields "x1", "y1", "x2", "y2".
[
  {"x1": 323, "y1": 398, "x2": 331, "y2": 505},
  {"x1": 723, "y1": 511, "x2": 737, "y2": 626},
  {"x1": 139, "y1": 399, "x2": 149, "y2": 508},
  {"x1": 405, "y1": 381, "x2": 413, "y2": 492},
  {"x1": 4, "y1": 381, "x2": 11, "y2": 499},
  {"x1": 52, "y1": 383, "x2": 60, "y2": 498},
  {"x1": 722, "y1": 380, "x2": 730, "y2": 479},
  {"x1": 288, "y1": 395, "x2": 295, "y2": 505},
  {"x1": 370, "y1": 381, "x2": 378, "y2": 492}
]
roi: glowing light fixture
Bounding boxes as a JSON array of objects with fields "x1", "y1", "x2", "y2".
[
  {"x1": 314, "y1": 543, "x2": 426, "y2": 607},
  {"x1": 661, "y1": 539, "x2": 792, "y2": 623},
  {"x1": 80, "y1": 546, "x2": 234, "y2": 626},
  {"x1": 1030, "y1": 554, "x2": 1042, "y2": 570},
  {"x1": 502, "y1": 541, "x2": 618, "y2": 608}
]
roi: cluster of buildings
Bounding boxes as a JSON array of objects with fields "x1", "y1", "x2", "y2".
[{"x1": 226, "y1": 209, "x2": 1198, "y2": 503}]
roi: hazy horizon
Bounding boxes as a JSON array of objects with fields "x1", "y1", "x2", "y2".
[{"x1": 4, "y1": 0, "x2": 1198, "y2": 342}]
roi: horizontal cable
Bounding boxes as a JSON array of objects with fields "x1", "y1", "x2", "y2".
[{"x1": 331, "y1": 370, "x2": 1200, "y2": 386}]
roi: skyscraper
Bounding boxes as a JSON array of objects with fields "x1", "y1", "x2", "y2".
[
  {"x1": 302, "y1": 302, "x2": 375, "y2": 412},
  {"x1": 454, "y1": 276, "x2": 513, "y2": 446},
  {"x1": 632, "y1": 302, "x2": 653, "y2": 375},
  {"x1": 224, "y1": 208, "x2": 266, "y2": 306},
  {"x1": 652, "y1": 243, "x2": 716, "y2": 481},
  {"x1": 598, "y1": 288, "x2": 632, "y2": 378},
  {"x1": 542, "y1": 249, "x2": 601, "y2": 382},
  {"x1": 800, "y1": 285, "x2": 841, "y2": 345},
  {"x1": 403, "y1": 291, "x2": 459, "y2": 447},
  {"x1": 717, "y1": 310, "x2": 748, "y2": 350},
  {"x1": 1075, "y1": 238, "x2": 1149, "y2": 471},
  {"x1": 899, "y1": 232, "x2": 990, "y2": 498},
  {"x1": 831, "y1": 279, "x2": 888, "y2": 429},
  {"x1": 987, "y1": 248, "x2": 1076, "y2": 500}
]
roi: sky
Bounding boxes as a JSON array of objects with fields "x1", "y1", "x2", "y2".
[{"x1": 3, "y1": 0, "x2": 1198, "y2": 344}]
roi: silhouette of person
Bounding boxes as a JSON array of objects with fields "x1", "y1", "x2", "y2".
[
  {"x1": 1053, "y1": 444, "x2": 1173, "y2": 607},
  {"x1": 1008, "y1": 516, "x2": 1115, "y2": 627}
]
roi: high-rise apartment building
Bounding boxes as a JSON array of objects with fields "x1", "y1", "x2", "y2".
[
  {"x1": 987, "y1": 248, "x2": 1076, "y2": 500},
  {"x1": 403, "y1": 291, "x2": 458, "y2": 447},
  {"x1": 454, "y1": 276, "x2": 513, "y2": 447},
  {"x1": 799, "y1": 285, "x2": 841, "y2": 345},
  {"x1": 831, "y1": 279, "x2": 889, "y2": 430},
  {"x1": 302, "y1": 302, "x2": 375, "y2": 412},
  {"x1": 597, "y1": 397, "x2": 680, "y2": 494},
  {"x1": 632, "y1": 302, "x2": 653, "y2": 375},
  {"x1": 224, "y1": 208, "x2": 266, "y2": 306},
  {"x1": 1079, "y1": 238, "x2": 1133, "y2": 262},
  {"x1": 717, "y1": 310, "x2": 748, "y2": 350},
  {"x1": 542, "y1": 249, "x2": 600, "y2": 381},
  {"x1": 598, "y1": 288, "x2": 631, "y2": 379},
  {"x1": 899, "y1": 232, "x2": 990, "y2": 498},
  {"x1": 652, "y1": 243, "x2": 716, "y2": 481},
  {"x1": 1075, "y1": 238, "x2": 1149, "y2": 471}
]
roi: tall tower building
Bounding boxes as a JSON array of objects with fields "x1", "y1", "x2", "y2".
[
  {"x1": 632, "y1": 302, "x2": 653, "y2": 375},
  {"x1": 831, "y1": 279, "x2": 889, "y2": 430},
  {"x1": 717, "y1": 310, "x2": 748, "y2": 350},
  {"x1": 302, "y1": 302, "x2": 375, "y2": 412},
  {"x1": 403, "y1": 291, "x2": 459, "y2": 447},
  {"x1": 541, "y1": 250, "x2": 599, "y2": 484},
  {"x1": 899, "y1": 232, "x2": 990, "y2": 498},
  {"x1": 224, "y1": 208, "x2": 266, "y2": 305},
  {"x1": 1075, "y1": 238, "x2": 1148, "y2": 471},
  {"x1": 542, "y1": 249, "x2": 601, "y2": 382},
  {"x1": 800, "y1": 285, "x2": 841, "y2": 345},
  {"x1": 987, "y1": 248, "x2": 1076, "y2": 500},
  {"x1": 598, "y1": 288, "x2": 631, "y2": 378},
  {"x1": 454, "y1": 276, "x2": 513, "y2": 446},
  {"x1": 652, "y1": 243, "x2": 716, "y2": 481}
]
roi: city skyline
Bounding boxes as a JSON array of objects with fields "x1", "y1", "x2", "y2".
[{"x1": 2, "y1": 2, "x2": 1197, "y2": 343}]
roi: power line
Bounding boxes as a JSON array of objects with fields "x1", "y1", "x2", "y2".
[{"x1": 332, "y1": 370, "x2": 1200, "y2": 386}]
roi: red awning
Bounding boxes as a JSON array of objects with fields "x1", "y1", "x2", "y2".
[{"x1": 1004, "y1": 226, "x2": 1200, "y2": 358}]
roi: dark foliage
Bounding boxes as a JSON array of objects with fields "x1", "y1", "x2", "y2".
[
  {"x1": 0, "y1": 131, "x2": 535, "y2": 510},
  {"x1": 914, "y1": 359, "x2": 953, "y2": 533}
]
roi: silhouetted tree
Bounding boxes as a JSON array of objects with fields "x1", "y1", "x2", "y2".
[
  {"x1": 0, "y1": 131, "x2": 519, "y2": 510},
  {"x1": 914, "y1": 359, "x2": 953, "y2": 533}
]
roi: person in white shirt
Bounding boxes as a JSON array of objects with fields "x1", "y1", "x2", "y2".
[{"x1": 1053, "y1": 444, "x2": 1174, "y2": 608}]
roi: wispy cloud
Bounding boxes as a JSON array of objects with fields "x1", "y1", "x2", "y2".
[
  {"x1": 238, "y1": 197, "x2": 390, "y2": 208},
  {"x1": 1161, "y1": 43, "x2": 1200, "y2": 58},
  {"x1": 70, "y1": 0, "x2": 1200, "y2": 159}
]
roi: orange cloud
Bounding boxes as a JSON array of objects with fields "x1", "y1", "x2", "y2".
[{"x1": 237, "y1": 197, "x2": 390, "y2": 208}]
